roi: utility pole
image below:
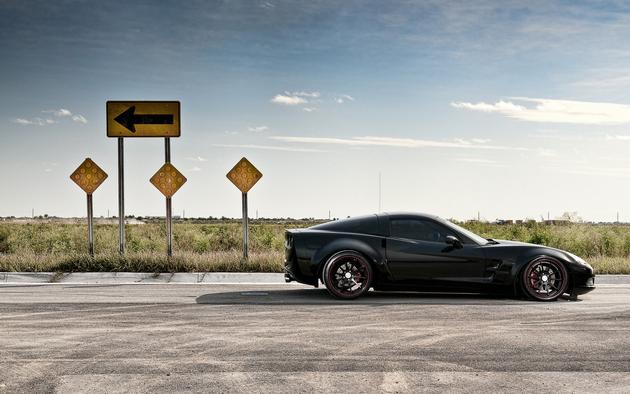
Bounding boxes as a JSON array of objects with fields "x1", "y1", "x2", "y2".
[
  {"x1": 328, "y1": 210, "x2": 331, "y2": 220},
  {"x1": 617, "y1": 211, "x2": 620, "y2": 223},
  {"x1": 477, "y1": 211, "x2": 480, "y2": 221}
]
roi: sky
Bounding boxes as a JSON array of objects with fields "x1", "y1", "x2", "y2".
[{"x1": 3, "y1": 0, "x2": 630, "y2": 221}]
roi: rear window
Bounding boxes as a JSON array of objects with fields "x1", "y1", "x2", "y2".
[{"x1": 311, "y1": 215, "x2": 380, "y2": 235}]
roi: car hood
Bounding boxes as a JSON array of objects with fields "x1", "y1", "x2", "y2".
[
  {"x1": 486, "y1": 239, "x2": 541, "y2": 247},
  {"x1": 487, "y1": 239, "x2": 571, "y2": 258}
]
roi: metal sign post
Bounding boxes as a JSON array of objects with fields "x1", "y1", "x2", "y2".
[
  {"x1": 107, "y1": 100, "x2": 181, "y2": 255},
  {"x1": 70, "y1": 158, "x2": 108, "y2": 257},
  {"x1": 226, "y1": 157, "x2": 263, "y2": 260},
  {"x1": 165, "y1": 138, "x2": 172, "y2": 257},
  {"x1": 150, "y1": 157, "x2": 187, "y2": 257},
  {"x1": 87, "y1": 194, "x2": 94, "y2": 256},
  {"x1": 118, "y1": 138, "x2": 125, "y2": 254},
  {"x1": 242, "y1": 192, "x2": 248, "y2": 259}
]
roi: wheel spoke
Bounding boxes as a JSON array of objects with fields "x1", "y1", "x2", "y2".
[
  {"x1": 327, "y1": 256, "x2": 371, "y2": 296},
  {"x1": 525, "y1": 260, "x2": 567, "y2": 300}
]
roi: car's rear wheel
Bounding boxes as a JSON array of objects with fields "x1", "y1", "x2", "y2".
[
  {"x1": 322, "y1": 251, "x2": 373, "y2": 299},
  {"x1": 521, "y1": 256, "x2": 569, "y2": 301}
]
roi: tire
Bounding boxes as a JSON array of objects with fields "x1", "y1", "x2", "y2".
[
  {"x1": 520, "y1": 256, "x2": 569, "y2": 301},
  {"x1": 322, "y1": 251, "x2": 373, "y2": 300}
]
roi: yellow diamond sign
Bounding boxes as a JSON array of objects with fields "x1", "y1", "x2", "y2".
[
  {"x1": 227, "y1": 157, "x2": 262, "y2": 193},
  {"x1": 150, "y1": 163, "x2": 187, "y2": 198},
  {"x1": 70, "y1": 158, "x2": 108, "y2": 194}
]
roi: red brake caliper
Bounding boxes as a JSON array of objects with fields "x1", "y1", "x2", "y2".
[{"x1": 530, "y1": 270, "x2": 539, "y2": 289}]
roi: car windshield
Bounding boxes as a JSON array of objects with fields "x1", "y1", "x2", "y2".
[{"x1": 438, "y1": 218, "x2": 489, "y2": 245}]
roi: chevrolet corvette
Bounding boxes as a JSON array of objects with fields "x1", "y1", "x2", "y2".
[{"x1": 284, "y1": 213, "x2": 595, "y2": 301}]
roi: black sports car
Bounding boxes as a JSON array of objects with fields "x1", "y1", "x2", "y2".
[{"x1": 284, "y1": 212, "x2": 595, "y2": 301}]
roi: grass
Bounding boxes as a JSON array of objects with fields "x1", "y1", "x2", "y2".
[{"x1": 1, "y1": 220, "x2": 630, "y2": 274}]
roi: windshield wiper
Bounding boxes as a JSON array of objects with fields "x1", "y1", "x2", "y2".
[{"x1": 486, "y1": 238, "x2": 499, "y2": 245}]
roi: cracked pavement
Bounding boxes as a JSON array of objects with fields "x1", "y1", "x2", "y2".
[{"x1": 0, "y1": 284, "x2": 629, "y2": 393}]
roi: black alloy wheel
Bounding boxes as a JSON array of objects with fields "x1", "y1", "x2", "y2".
[
  {"x1": 323, "y1": 251, "x2": 373, "y2": 299},
  {"x1": 521, "y1": 256, "x2": 569, "y2": 301}
]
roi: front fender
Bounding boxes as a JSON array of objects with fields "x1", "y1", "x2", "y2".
[
  {"x1": 511, "y1": 246, "x2": 570, "y2": 280},
  {"x1": 508, "y1": 247, "x2": 574, "y2": 289}
]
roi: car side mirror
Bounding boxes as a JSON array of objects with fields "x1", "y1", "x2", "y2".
[{"x1": 445, "y1": 235, "x2": 462, "y2": 248}]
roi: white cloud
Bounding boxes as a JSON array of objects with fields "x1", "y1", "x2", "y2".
[
  {"x1": 15, "y1": 108, "x2": 87, "y2": 125},
  {"x1": 13, "y1": 118, "x2": 34, "y2": 125},
  {"x1": 271, "y1": 94, "x2": 308, "y2": 105},
  {"x1": 43, "y1": 108, "x2": 72, "y2": 117},
  {"x1": 537, "y1": 148, "x2": 558, "y2": 157},
  {"x1": 71, "y1": 114, "x2": 87, "y2": 124},
  {"x1": 453, "y1": 137, "x2": 495, "y2": 146},
  {"x1": 302, "y1": 107, "x2": 317, "y2": 112},
  {"x1": 188, "y1": 166, "x2": 202, "y2": 172},
  {"x1": 455, "y1": 158, "x2": 497, "y2": 164},
  {"x1": 451, "y1": 97, "x2": 630, "y2": 125},
  {"x1": 290, "y1": 91, "x2": 320, "y2": 98},
  {"x1": 212, "y1": 143, "x2": 326, "y2": 153},
  {"x1": 186, "y1": 156, "x2": 208, "y2": 162},
  {"x1": 607, "y1": 134, "x2": 630, "y2": 141},
  {"x1": 247, "y1": 126, "x2": 269, "y2": 132},
  {"x1": 270, "y1": 136, "x2": 523, "y2": 150},
  {"x1": 550, "y1": 166, "x2": 630, "y2": 179},
  {"x1": 335, "y1": 94, "x2": 355, "y2": 104},
  {"x1": 270, "y1": 91, "x2": 320, "y2": 106},
  {"x1": 12, "y1": 117, "x2": 56, "y2": 126}
]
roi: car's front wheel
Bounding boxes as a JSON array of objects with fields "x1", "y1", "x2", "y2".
[
  {"x1": 322, "y1": 251, "x2": 373, "y2": 299},
  {"x1": 521, "y1": 256, "x2": 569, "y2": 301}
]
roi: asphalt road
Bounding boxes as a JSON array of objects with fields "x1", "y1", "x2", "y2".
[{"x1": 1, "y1": 283, "x2": 629, "y2": 393}]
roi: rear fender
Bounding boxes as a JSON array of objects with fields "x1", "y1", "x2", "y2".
[{"x1": 312, "y1": 238, "x2": 384, "y2": 278}]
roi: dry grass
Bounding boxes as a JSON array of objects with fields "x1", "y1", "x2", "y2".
[
  {"x1": 1, "y1": 220, "x2": 630, "y2": 274},
  {"x1": 0, "y1": 250, "x2": 283, "y2": 273}
]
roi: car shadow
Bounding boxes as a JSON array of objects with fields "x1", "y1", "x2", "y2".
[{"x1": 195, "y1": 288, "x2": 542, "y2": 305}]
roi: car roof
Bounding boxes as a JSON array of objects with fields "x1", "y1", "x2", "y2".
[{"x1": 379, "y1": 212, "x2": 442, "y2": 221}]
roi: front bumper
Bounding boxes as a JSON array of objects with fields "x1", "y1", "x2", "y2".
[{"x1": 572, "y1": 275, "x2": 596, "y2": 295}]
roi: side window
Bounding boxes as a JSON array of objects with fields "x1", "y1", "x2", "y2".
[{"x1": 390, "y1": 219, "x2": 453, "y2": 243}]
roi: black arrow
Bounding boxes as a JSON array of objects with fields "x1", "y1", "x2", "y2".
[{"x1": 114, "y1": 106, "x2": 174, "y2": 133}]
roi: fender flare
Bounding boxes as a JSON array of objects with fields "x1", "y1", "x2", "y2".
[
  {"x1": 311, "y1": 237, "x2": 385, "y2": 278},
  {"x1": 510, "y1": 248, "x2": 573, "y2": 294}
]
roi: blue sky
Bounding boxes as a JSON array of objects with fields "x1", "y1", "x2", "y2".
[{"x1": 3, "y1": 0, "x2": 630, "y2": 221}]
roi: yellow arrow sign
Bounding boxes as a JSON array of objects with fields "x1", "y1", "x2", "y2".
[
  {"x1": 107, "y1": 101, "x2": 180, "y2": 137},
  {"x1": 70, "y1": 158, "x2": 108, "y2": 194},
  {"x1": 226, "y1": 157, "x2": 263, "y2": 193},
  {"x1": 150, "y1": 163, "x2": 187, "y2": 198}
]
